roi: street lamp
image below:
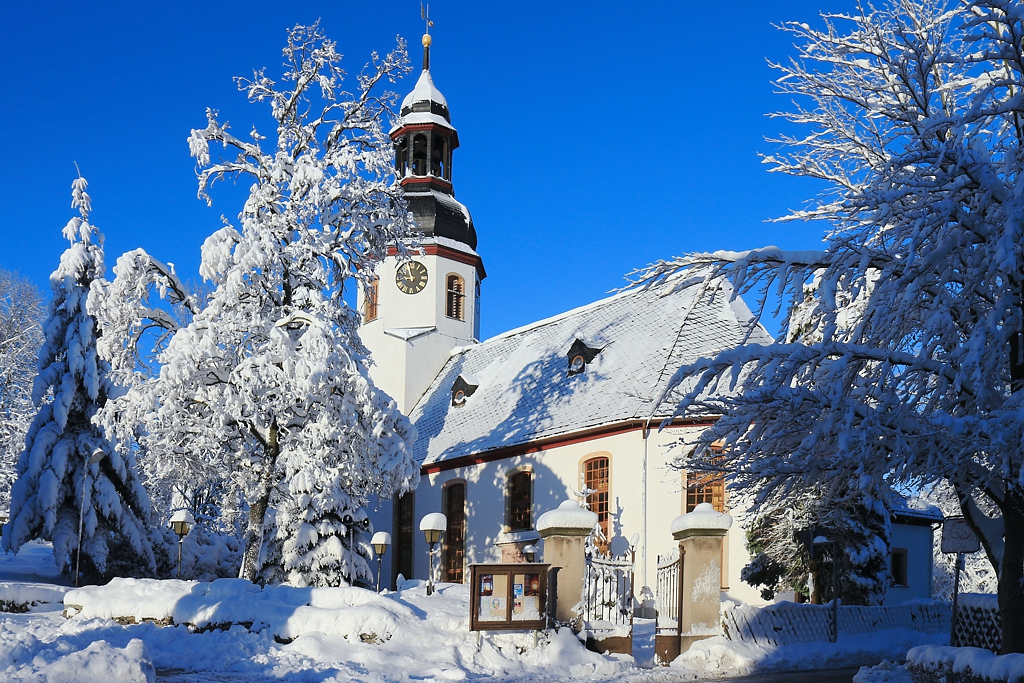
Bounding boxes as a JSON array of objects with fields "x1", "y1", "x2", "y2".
[
  {"x1": 522, "y1": 544, "x2": 538, "y2": 563},
  {"x1": 419, "y1": 512, "x2": 447, "y2": 596},
  {"x1": 371, "y1": 531, "x2": 392, "y2": 593},
  {"x1": 169, "y1": 510, "x2": 196, "y2": 579},
  {"x1": 341, "y1": 514, "x2": 372, "y2": 586}
]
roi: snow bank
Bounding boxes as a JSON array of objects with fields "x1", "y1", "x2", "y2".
[
  {"x1": 671, "y1": 627, "x2": 946, "y2": 678},
  {"x1": 52, "y1": 578, "x2": 634, "y2": 681},
  {"x1": 0, "y1": 582, "x2": 69, "y2": 611},
  {"x1": 907, "y1": 645, "x2": 1024, "y2": 682},
  {"x1": 0, "y1": 625, "x2": 154, "y2": 683},
  {"x1": 853, "y1": 659, "x2": 912, "y2": 682}
]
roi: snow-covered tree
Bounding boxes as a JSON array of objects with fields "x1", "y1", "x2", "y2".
[
  {"x1": 742, "y1": 484, "x2": 890, "y2": 605},
  {"x1": 260, "y1": 468, "x2": 374, "y2": 587},
  {"x1": 0, "y1": 269, "x2": 45, "y2": 509},
  {"x1": 638, "y1": 0, "x2": 1024, "y2": 653},
  {"x1": 1, "y1": 178, "x2": 154, "y2": 581},
  {"x1": 96, "y1": 24, "x2": 418, "y2": 581},
  {"x1": 920, "y1": 481, "x2": 998, "y2": 600}
]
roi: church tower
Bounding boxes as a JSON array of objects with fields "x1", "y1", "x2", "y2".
[{"x1": 359, "y1": 29, "x2": 485, "y2": 413}]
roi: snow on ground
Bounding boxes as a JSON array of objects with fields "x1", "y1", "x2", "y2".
[
  {"x1": 669, "y1": 628, "x2": 946, "y2": 679},
  {"x1": 0, "y1": 542, "x2": 957, "y2": 682}
]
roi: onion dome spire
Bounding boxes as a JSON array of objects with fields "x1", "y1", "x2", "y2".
[{"x1": 391, "y1": 23, "x2": 477, "y2": 250}]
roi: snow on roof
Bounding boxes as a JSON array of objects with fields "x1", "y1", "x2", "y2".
[
  {"x1": 391, "y1": 111, "x2": 457, "y2": 135},
  {"x1": 409, "y1": 278, "x2": 773, "y2": 466},
  {"x1": 402, "y1": 70, "x2": 447, "y2": 110},
  {"x1": 891, "y1": 495, "x2": 943, "y2": 522}
]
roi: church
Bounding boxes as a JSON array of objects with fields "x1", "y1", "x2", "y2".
[{"x1": 361, "y1": 32, "x2": 939, "y2": 607}]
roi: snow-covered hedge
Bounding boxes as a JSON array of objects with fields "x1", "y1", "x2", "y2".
[
  {"x1": 64, "y1": 577, "x2": 426, "y2": 643},
  {"x1": 907, "y1": 645, "x2": 1024, "y2": 683}
]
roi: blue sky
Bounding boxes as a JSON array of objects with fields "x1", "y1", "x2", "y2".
[{"x1": 0, "y1": 1, "x2": 848, "y2": 340}]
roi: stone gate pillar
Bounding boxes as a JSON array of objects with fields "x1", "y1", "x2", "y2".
[
  {"x1": 671, "y1": 502, "x2": 733, "y2": 652},
  {"x1": 537, "y1": 500, "x2": 598, "y2": 626}
]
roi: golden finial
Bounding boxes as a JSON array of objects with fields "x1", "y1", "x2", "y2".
[{"x1": 422, "y1": 34, "x2": 432, "y2": 47}]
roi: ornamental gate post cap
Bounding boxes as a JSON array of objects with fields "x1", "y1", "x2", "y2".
[{"x1": 671, "y1": 502, "x2": 732, "y2": 539}]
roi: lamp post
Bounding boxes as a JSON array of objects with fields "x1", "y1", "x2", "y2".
[
  {"x1": 522, "y1": 544, "x2": 538, "y2": 563},
  {"x1": 341, "y1": 514, "x2": 372, "y2": 586},
  {"x1": 371, "y1": 531, "x2": 392, "y2": 593},
  {"x1": 169, "y1": 510, "x2": 195, "y2": 579},
  {"x1": 419, "y1": 512, "x2": 447, "y2": 596}
]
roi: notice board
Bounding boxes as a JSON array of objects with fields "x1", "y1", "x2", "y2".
[{"x1": 469, "y1": 563, "x2": 549, "y2": 631}]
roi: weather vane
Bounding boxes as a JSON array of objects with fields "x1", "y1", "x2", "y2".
[{"x1": 421, "y1": 3, "x2": 434, "y2": 36}]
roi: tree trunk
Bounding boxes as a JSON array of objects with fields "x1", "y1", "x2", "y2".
[
  {"x1": 999, "y1": 503, "x2": 1024, "y2": 654},
  {"x1": 238, "y1": 424, "x2": 280, "y2": 582}
]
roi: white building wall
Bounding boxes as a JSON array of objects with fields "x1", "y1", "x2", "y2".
[
  {"x1": 359, "y1": 249, "x2": 479, "y2": 413},
  {"x1": 885, "y1": 522, "x2": 935, "y2": 604},
  {"x1": 406, "y1": 424, "x2": 764, "y2": 604}
]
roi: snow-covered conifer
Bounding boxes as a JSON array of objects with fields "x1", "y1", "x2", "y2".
[
  {"x1": 261, "y1": 468, "x2": 373, "y2": 587},
  {"x1": 0, "y1": 269, "x2": 45, "y2": 509},
  {"x1": 1, "y1": 178, "x2": 154, "y2": 581},
  {"x1": 638, "y1": 0, "x2": 1024, "y2": 652},
  {"x1": 741, "y1": 484, "x2": 890, "y2": 605},
  {"x1": 97, "y1": 24, "x2": 418, "y2": 581}
]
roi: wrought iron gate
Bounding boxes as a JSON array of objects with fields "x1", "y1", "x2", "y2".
[{"x1": 580, "y1": 541, "x2": 635, "y2": 637}]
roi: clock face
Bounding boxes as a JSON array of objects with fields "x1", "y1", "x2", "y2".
[{"x1": 396, "y1": 261, "x2": 428, "y2": 294}]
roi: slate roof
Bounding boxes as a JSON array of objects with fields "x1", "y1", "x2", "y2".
[{"x1": 409, "y1": 278, "x2": 774, "y2": 467}]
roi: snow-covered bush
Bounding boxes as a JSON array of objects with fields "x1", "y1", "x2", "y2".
[
  {"x1": 1, "y1": 178, "x2": 155, "y2": 581},
  {"x1": 637, "y1": 0, "x2": 1024, "y2": 652}
]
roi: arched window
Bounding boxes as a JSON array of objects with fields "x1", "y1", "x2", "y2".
[
  {"x1": 446, "y1": 274, "x2": 465, "y2": 320},
  {"x1": 583, "y1": 455, "x2": 610, "y2": 551},
  {"x1": 443, "y1": 481, "x2": 466, "y2": 583},
  {"x1": 363, "y1": 277, "x2": 379, "y2": 322},
  {"x1": 432, "y1": 135, "x2": 447, "y2": 178},
  {"x1": 506, "y1": 470, "x2": 532, "y2": 531},
  {"x1": 395, "y1": 136, "x2": 409, "y2": 177},
  {"x1": 412, "y1": 134, "x2": 428, "y2": 176}
]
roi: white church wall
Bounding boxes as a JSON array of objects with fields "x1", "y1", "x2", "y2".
[
  {"x1": 411, "y1": 423, "x2": 762, "y2": 603},
  {"x1": 359, "y1": 250, "x2": 479, "y2": 413}
]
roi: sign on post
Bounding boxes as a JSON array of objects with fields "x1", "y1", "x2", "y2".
[
  {"x1": 469, "y1": 563, "x2": 549, "y2": 631},
  {"x1": 941, "y1": 516, "x2": 981, "y2": 554}
]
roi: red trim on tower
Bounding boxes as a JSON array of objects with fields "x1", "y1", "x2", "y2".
[
  {"x1": 420, "y1": 418, "x2": 717, "y2": 475},
  {"x1": 401, "y1": 176, "x2": 453, "y2": 193},
  {"x1": 389, "y1": 244, "x2": 486, "y2": 280},
  {"x1": 390, "y1": 122, "x2": 460, "y2": 149}
]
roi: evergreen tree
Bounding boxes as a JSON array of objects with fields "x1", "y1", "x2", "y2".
[
  {"x1": 742, "y1": 484, "x2": 890, "y2": 605},
  {"x1": 1, "y1": 177, "x2": 154, "y2": 581},
  {"x1": 260, "y1": 468, "x2": 373, "y2": 587}
]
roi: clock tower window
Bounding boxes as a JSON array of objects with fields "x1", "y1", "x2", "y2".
[
  {"x1": 364, "y1": 276, "x2": 379, "y2": 322},
  {"x1": 446, "y1": 273, "x2": 465, "y2": 320}
]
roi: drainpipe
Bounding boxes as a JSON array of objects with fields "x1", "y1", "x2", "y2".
[{"x1": 641, "y1": 417, "x2": 653, "y2": 591}]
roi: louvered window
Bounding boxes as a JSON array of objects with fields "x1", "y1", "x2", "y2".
[
  {"x1": 363, "y1": 277, "x2": 379, "y2": 322},
  {"x1": 446, "y1": 274, "x2": 465, "y2": 320}
]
